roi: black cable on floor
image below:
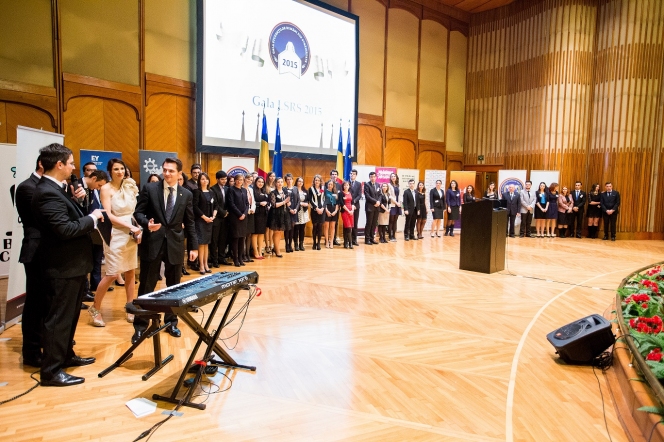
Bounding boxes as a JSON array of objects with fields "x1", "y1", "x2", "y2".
[
  {"x1": 592, "y1": 351, "x2": 614, "y2": 442},
  {"x1": 0, "y1": 369, "x2": 40, "y2": 406}
]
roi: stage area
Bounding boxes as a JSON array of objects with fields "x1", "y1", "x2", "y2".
[{"x1": 2, "y1": 237, "x2": 662, "y2": 441}]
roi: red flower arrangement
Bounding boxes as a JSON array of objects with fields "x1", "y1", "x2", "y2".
[
  {"x1": 624, "y1": 294, "x2": 651, "y2": 304},
  {"x1": 647, "y1": 348, "x2": 663, "y2": 362},
  {"x1": 630, "y1": 316, "x2": 663, "y2": 334},
  {"x1": 641, "y1": 280, "x2": 660, "y2": 293},
  {"x1": 646, "y1": 266, "x2": 663, "y2": 278}
]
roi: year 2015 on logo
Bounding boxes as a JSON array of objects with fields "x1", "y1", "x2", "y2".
[{"x1": 269, "y1": 22, "x2": 310, "y2": 79}]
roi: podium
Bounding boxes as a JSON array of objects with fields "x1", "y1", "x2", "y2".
[{"x1": 459, "y1": 200, "x2": 507, "y2": 274}]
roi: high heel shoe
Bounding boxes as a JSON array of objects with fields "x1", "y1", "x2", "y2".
[
  {"x1": 126, "y1": 313, "x2": 134, "y2": 323},
  {"x1": 271, "y1": 250, "x2": 283, "y2": 258},
  {"x1": 200, "y1": 270, "x2": 206, "y2": 275},
  {"x1": 88, "y1": 307, "x2": 105, "y2": 327},
  {"x1": 182, "y1": 266, "x2": 190, "y2": 276},
  {"x1": 206, "y1": 269, "x2": 212, "y2": 273}
]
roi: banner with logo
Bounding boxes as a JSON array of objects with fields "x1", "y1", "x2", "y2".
[
  {"x1": 354, "y1": 165, "x2": 376, "y2": 231},
  {"x1": 79, "y1": 150, "x2": 122, "y2": 178},
  {"x1": 450, "y1": 171, "x2": 475, "y2": 229},
  {"x1": 221, "y1": 157, "x2": 255, "y2": 177},
  {"x1": 0, "y1": 143, "x2": 16, "y2": 332},
  {"x1": 375, "y1": 167, "x2": 396, "y2": 185},
  {"x1": 424, "y1": 170, "x2": 446, "y2": 231},
  {"x1": 497, "y1": 170, "x2": 527, "y2": 198},
  {"x1": 139, "y1": 151, "x2": 177, "y2": 185},
  {"x1": 5, "y1": 127, "x2": 64, "y2": 332}
]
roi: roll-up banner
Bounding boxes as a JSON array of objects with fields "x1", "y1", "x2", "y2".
[
  {"x1": 0, "y1": 143, "x2": 16, "y2": 333},
  {"x1": 424, "y1": 170, "x2": 446, "y2": 231},
  {"x1": 396, "y1": 169, "x2": 420, "y2": 233},
  {"x1": 5, "y1": 127, "x2": 64, "y2": 331},
  {"x1": 450, "y1": 171, "x2": 475, "y2": 229},
  {"x1": 79, "y1": 150, "x2": 122, "y2": 178},
  {"x1": 138, "y1": 151, "x2": 177, "y2": 185},
  {"x1": 221, "y1": 157, "x2": 255, "y2": 176},
  {"x1": 354, "y1": 165, "x2": 376, "y2": 231}
]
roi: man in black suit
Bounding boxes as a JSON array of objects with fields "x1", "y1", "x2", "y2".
[
  {"x1": 78, "y1": 170, "x2": 108, "y2": 303},
  {"x1": 571, "y1": 181, "x2": 586, "y2": 239},
  {"x1": 210, "y1": 170, "x2": 229, "y2": 266},
  {"x1": 363, "y1": 171, "x2": 381, "y2": 245},
  {"x1": 402, "y1": 179, "x2": 418, "y2": 241},
  {"x1": 329, "y1": 169, "x2": 341, "y2": 245},
  {"x1": 502, "y1": 184, "x2": 520, "y2": 237},
  {"x1": 184, "y1": 163, "x2": 201, "y2": 270},
  {"x1": 600, "y1": 182, "x2": 620, "y2": 241},
  {"x1": 349, "y1": 169, "x2": 362, "y2": 246},
  {"x1": 16, "y1": 157, "x2": 44, "y2": 367},
  {"x1": 31, "y1": 144, "x2": 104, "y2": 386},
  {"x1": 133, "y1": 157, "x2": 198, "y2": 343}
]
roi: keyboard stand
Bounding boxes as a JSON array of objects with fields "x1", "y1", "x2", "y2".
[{"x1": 152, "y1": 289, "x2": 256, "y2": 410}]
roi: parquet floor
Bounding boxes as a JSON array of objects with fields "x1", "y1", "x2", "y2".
[{"x1": 1, "y1": 234, "x2": 663, "y2": 441}]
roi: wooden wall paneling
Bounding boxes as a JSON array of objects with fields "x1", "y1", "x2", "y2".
[
  {"x1": 304, "y1": 159, "x2": 337, "y2": 189},
  {"x1": 0, "y1": 102, "x2": 6, "y2": 143},
  {"x1": 145, "y1": 93, "x2": 177, "y2": 153},
  {"x1": 447, "y1": 151, "x2": 463, "y2": 172},
  {"x1": 175, "y1": 95, "x2": 195, "y2": 169},
  {"x1": 62, "y1": 73, "x2": 141, "y2": 121},
  {"x1": 62, "y1": 97, "x2": 105, "y2": 153},
  {"x1": 385, "y1": 127, "x2": 417, "y2": 168},
  {"x1": 4, "y1": 102, "x2": 56, "y2": 144},
  {"x1": 206, "y1": 154, "x2": 223, "y2": 177},
  {"x1": 357, "y1": 124, "x2": 383, "y2": 166},
  {"x1": 104, "y1": 100, "x2": 140, "y2": 175},
  {"x1": 282, "y1": 158, "x2": 304, "y2": 179},
  {"x1": 0, "y1": 81, "x2": 58, "y2": 131}
]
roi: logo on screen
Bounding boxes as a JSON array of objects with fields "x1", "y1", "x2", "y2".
[
  {"x1": 499, "y1": 178, "x2": 524, "y2": 197},
  {"x1": 269, "y1": 22, "x2": 310, "y2": 78}
]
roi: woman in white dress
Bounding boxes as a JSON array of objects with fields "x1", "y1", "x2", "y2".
[{"x1": 88, "y1": 159, "x2": 142, "y2": 327}]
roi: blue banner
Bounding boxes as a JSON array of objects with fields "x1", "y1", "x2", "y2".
[
  {"x1": 79, "y1": 150, "x2": 122, "y2": 178},
  {"x1": 138, "y1": 151, "x2": 178, "y2": 185}
]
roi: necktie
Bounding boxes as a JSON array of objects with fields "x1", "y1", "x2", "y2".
[
  {"x1": 510, "y1": 193, "x2": 513, "y2": 199},
  {"x1": 165, "y1": 187, "x2": 175, "y2": 221},
  {"x1": 527, "y1": 191, "x2": 530, "y2": 197}
]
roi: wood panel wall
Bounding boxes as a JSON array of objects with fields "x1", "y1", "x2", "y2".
[{"x1": 465, "y1": 0, "x2": 664, "y2": 235}]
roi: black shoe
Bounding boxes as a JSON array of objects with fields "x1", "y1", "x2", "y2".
[
  {"x1": 114, "y1": 281, "x2": 125, "y2": 287},
  {"x1": 611, "y1": 237, "x2": 616, "y2": 241},
  {"x1": 82, "y1": 292, "x2": 95, "y2": 302},
  {"x1": 107, "y1": 286, "x2": 114, "y2": 292},
  {"x1": 371, "y1": 240, "x2": 379, "y2": 245},
  {"x1": 222, "y1": 260, "x2": 233, "y2": 266},
  {"x1": 158, "y1": 275, "x2": 163, "y2": 281},
  {"x1": 182, "y1": 266, "x2": 190, "y2": 276},
  {"x1": 212, "y1": 262, "x2": 220, "y2": 268},
  {"x1": 23, "y1": 356, "x2": 43, "y2": 367},
  {"x1": 365, "y1": 239, "x2": 373, "y2": 245},
  {"x1": 40, "y1": 370, "x2": 84, "y2": 387},
  {"x1": 602, "y1": 236, "x2": 608, "y2": 240},
  {"x1": 352, "y1": 241, "x2": 359, "y2": 246},
  {"x1": 519, "y1": 234, "x2": 525, "y2": 238},
  {"x1": 509, "y1": 234, "x2": 515, "y2": 238},
  {"x1": 576, "y1": 234, "x2": 582, "y2": 239},
  {"x1": 63, "y1": 355, "x2": 96, "y2": 367},
  {"x1": 167, "y1": 326, "x2": 181, "y2": 338},
  {"x1": 80, "y1": 303, "x2": 89, "y2": 310},
  {"x1": 299, "y1": 244, "x2": 305, "y2": 251},
  {"x1": 405, "y1": 237, "x2": 410, "y2": 241},
  {"x1": 131, "y1": 331, "x2": 144, "y2": 344},
  {"x1": 333, "y1": 239, "x2": 341, "y2": 246},
  {"x1": 240, "y1": 261, "x2": 246, "y2": 266},
  {"x1": 234, "y1": 261, "x2": 241, "y2": 267}
]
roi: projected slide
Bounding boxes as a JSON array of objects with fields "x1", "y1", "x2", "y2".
[{"x1": 198, "y1": 0, "x2": 358, "y2": 159}]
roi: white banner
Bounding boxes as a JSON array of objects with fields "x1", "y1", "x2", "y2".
[
  {"x1": 397, "y1": 169, "x2": 420, "y2": 233},
  {"x1": 424, "y1": 170, "x2": 446, "y2": 231},
  {"x1": 354, "y1": 165, "x2": 376, "y2": 230},
  {"x1": 0, "y1": 144, "x2": 16, "y2": 277},
  {"x1": 221, "y1": 157, "x2": 255, "y2": 176},
  {"x1": 5, "y1": 127, "x2": 64, "y2": 330}
]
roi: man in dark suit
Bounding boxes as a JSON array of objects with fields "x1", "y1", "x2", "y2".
[
  {"x1": 502, "y1": 184, "x2": 520, "y2": 237},
  {"x1": 133, "y1": 157, "x2": 198, "y2": 343},
  {"x1": 600, "y1": 182, "x2": 620, "y2": 241},
  {"x1": 183, "y1": 164, "x2": 201, "y2": 270},
  {"x1": 571, "y1": 181, "x2": 586, "y2": 239},
  {"x1": 79, "y1": 170, "x2": 108, "y2": 303},
  {"x1": 210, "y1": 170, "x2": 229, "y2": 266},
  {"x1": 349, "y1": 169, "x2": 362, "y2": 246},
  {"x1": 363, "y1": 171, "x2": 381, "y2": 245},
  {"x1": 402, "y1": 179, "x2": 418, "y2": 241},
  {"x1": 16, "y1": 157, "x2": 44, "y2": 367},
  {"x1": 31, "y1": 144, "x2": 104, "y2": 386},
  {"x1": 329, "y1": 169, "x2": 341, "y2": 245}
]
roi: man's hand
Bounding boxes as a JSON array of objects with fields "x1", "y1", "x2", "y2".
[
  {"x1": 374, "y1": 201, "x2": 380, "y2": 207},
  {"x1": 148, "y1": 218, "x2": 162, "y2": 232},
  {"x1": 189, "y1": 250, "x2": 198, "y2": 261},
  {"x1": 573, "y1": 207, "x2": 578, "y2": 212},
  {"x1": 91, "y1": 209, "x2": 104, "y2": 220},
  {"x1": 71, "y1": 185, "x2": 86, "y2": 200},
  {"x1": 404, "y1": 210, "x2": 409, "y2": 215},
  {"x1": 239, "y1": 214, "x2": 246, "y2": 220}
]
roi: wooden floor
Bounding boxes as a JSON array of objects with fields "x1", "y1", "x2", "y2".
[{"x1": 1, "y1": 234, "x2": 663, "y2": 441}]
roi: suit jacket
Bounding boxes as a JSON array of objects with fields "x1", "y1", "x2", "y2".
[
  {"x1": 502, "y1": 191, "x2": 520, "y2": 216},
  {"x1": 227, "y1": 185, "x2": 249, "y2": 219},
  {"x1": 364, "y1": 181, "x2": 381, "y2": 212},
  {"x1": 557, "y1": 194, "x2": 572, "y2": 213},
  {"x1": 429, "y1": 188, "x2": 446, "y2": 210},
  {"x1": 349, "y1": 180, "x2": 362, "y2": 206},
  {"x1": 210, "y1": 183, "x2": 228, "y2": 218},
  {"x1": 31, "y1": 176, "x2": 95, "y2": 278},
  {"x1": 571, "y1": 190, "x2": 586, "y2": 211},
  {"x1": 519, "y1": 189, "x2": 537, "y2": 214},
  {"x1": 134, "y1": 180, "x2": 198, "y2": 264},
  {"x1": 600, "y1": 191, "x2": 620, "y2": 213},
  {"x1": 193, "y1": 189, "x2": 215, "y2": 218},
  {"x1": 16, "y1": 173, "x2": 41, "y2": 264},
  {"x1": 402, "y1": 188, "x2": 417, "y2": 214},
  {"x1": 308, "y1": 186, "x2": 325, "y2": 210},
  {"x1": 285, "y1": 186, "x2": 300, "y2": 213}
]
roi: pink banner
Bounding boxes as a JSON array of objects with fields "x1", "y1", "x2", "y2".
[{"x1": 375, "y1": 167, "x2": 396, "y2": 184}]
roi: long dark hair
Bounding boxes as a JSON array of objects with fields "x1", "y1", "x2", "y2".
[
  {"x1": 253, "y1": 176, "x2": 266, "y2": 195},
  {"x1": 197, "y1": 172, "x2": 211, "y2": 190},
  {"x1": 449, "y1": 180, "x2": 458, "y2": 190},
  {"x1": 590, "y1": 183, "x2": 599, "y2": 194}
]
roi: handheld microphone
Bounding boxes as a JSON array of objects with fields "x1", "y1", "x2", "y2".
[{"x1": 70, "y1": 173, "x2": 85, "y2": 203}]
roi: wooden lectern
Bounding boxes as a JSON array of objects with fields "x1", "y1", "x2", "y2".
[{"x1": 459, "y1": 199, "x2": 507, "y2": 274}]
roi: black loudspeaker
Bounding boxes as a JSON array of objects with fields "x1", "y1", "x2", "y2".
[{"x1": 546, "y1": 314, "x2": 615, "y2": 364}]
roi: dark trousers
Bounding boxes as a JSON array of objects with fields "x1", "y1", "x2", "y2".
[
  {"x1": 284, "y1": 227, "x2": 294, "y2": 247},
  {"x1": 405, "y1": 212, "x2": 417, "y2": 238},
  {"x1": 519, "y1": 211, "x2": 532, "y2": 236},
  {"x1": 41, "y1": 275, "x2": 86, "y2": 379},
  {"x1": 388, "y1": 215, "x2": 399, "y2": 239},
  {"x1": 89, "y1": 244, "x2": 103, "y2": 290},
  {"x1": 365, "y1": 210, "x2": 379, "y2": 242},
  {"x1": 507, "y1": 213, "x2": 517, "y2": 236},
  {"x1": 352, "y1": 209, "x2": 360, "y2": 242},
  {"x1": 312, "y1": 223, "x2": 323, "y2": 246},
  {"x1": 22, "y1": 261, "x2": 46, "y2": 360},
  {"x1": 210, "y1": 218, "x2": 226, "y2": 264},
  {"x1": 603, "y1": 212, "x2": 618, "y2": 238},
  {"x1": 134, "y1": 240, "x2": 181, "y2": 333},
  {"x1": 294, "y1": 224, "x2": 305, "y2": 245},
  {"x1": 231, "y1": 237, "x2": 245, "y2": 264},
  {"x1": 572, "y1": 209, "x2": 585, "y2": 236}
]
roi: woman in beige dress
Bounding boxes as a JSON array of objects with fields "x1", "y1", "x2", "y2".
[{"x1": 88, "y1": 159, "x2": 141, "y2": 327}]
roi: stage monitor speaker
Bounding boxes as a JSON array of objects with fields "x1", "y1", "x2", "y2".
[{"x1": 546, "y1": 314, "x2": 615, "y2": 364}]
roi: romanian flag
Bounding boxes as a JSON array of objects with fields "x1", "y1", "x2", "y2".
[
  {"x1": 335, "y1": 124, "x2": 344, "y2": 184},
  {"x1": 344, "y1": 126, "x2": 352, "y2": 181},
  {"x1": 273, "y1": 117, "x2": 283, "y2": 178},
  {"x1": 257, "y1": 113, "x2": 269, "y2": 179}
]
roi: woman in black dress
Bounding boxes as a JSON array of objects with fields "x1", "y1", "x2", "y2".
[
  {"x1": 227, "y1": 173, "x2": 249, "y2": 267},
  {"x1": 546, "y1": 183, "x2": 559, "y2": 237},
  {"x1": 464, "y1": 185, "x2": 477, "y2": 204},
  {"x1": 484, "y1": 182, "x2": 498, "y2": 199},
  {"x1": 586, "y1": 183, "x2": 601, "y2": 238},
  {"x1": 269, "y1": 177, "x2": 290, "y2": 257},
  {"x1": 264, "y1": 171, "x2": 276, "y2": 254},
  {"x1": 284, "y1": 173, "x2": 300, "y2": 253},
  {"x1": 415, "y1": 181, "x2": 427, "y2": 240},
  {"x1": 308, "y1": 175, "x2": 325, "y2": 250},
  {"x1": 534, "y1": 182, "x2": 549, "y2": 237},
  {"x1": 445, "y1": 180, "x2": 462, "y2": 236},
  {"x1": 242, "y1": 174, "x2": 256, "y2": 262},
  {"x1": 252, "y1": 176, "x2": 269, "y2": 259},
  {"x1": 193, "y1": 172, "x2": 216, "y2": 274},
  {"x1": 324, "y1": 180, "x2": 339, "y2": 248},
  {"x1": 429, "y1": 179, "x2": 446, "y2": 237}
]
